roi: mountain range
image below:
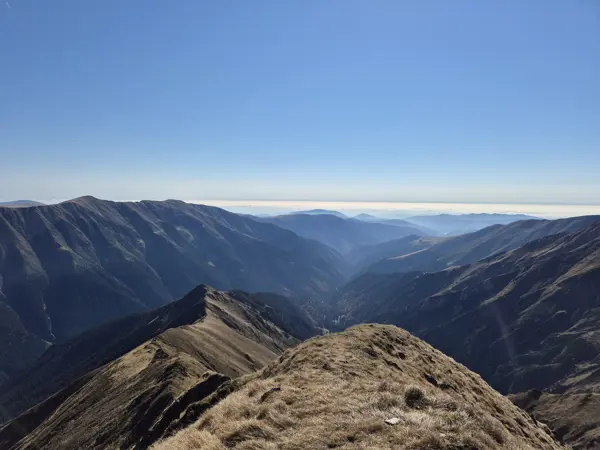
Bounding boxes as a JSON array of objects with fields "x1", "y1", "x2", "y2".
[
  {"x1": 257, "y1": 213, "x2": 429, "y2": 254},
  {"x1": 332, "y1": 219, "x2": 600, "y2": 448},
  {"x1": 0, "y1": 287, "x2": 565, "y2": 449},
  {"x1": 292, "y1": 209, "x2": 348, "y2": 218},
  {"x1": 1, "y1": 198, "x2": 600, "y2": 448},
  {"x1": 363, "y1": 215, "x2": 600, "y2": 274},
  {"x1": 0, "y1": 197, "x2": 346, "y2": 378},
  {"x1": 290, "y1": 209, "x2": 540, "y2": 236},
  {"x1": 405, "y1": 213, "x2": 541, "y2": 236}
]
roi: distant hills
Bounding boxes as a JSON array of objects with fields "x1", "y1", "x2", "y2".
[
  {"x1": 354, "y1": 212, "x2": 378, "y2": 220},
  {"x1": 0, "y1": 201, "x2": 45, "y2": 208},
  {"x1": 258, "y1": 213, "x2": 429, "y2": 254},
  {"x1": 292, "y1": 208, "x2": 347, "y2": 218},
  {"x1": 285, "y1": 209, "x2": 541, "y2": 239},
  {"x1": 0, "y1": 197, "x2": 347, "y2": 377},
  {"x1": 405, "y1": 213, "x2": 541, "y2": 235}
]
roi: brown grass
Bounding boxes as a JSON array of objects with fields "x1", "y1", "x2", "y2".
[{"x1": 153, "y1": 324, "x2": 565, "y2": 450}]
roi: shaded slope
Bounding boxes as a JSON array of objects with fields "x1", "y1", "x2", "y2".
[
  {"x1": 259, "y1": 213, "x2": 427, "y2": 255},
  {"x1": 397, "y1": 222, "x2": 600, "y2": 394},
  {"x1": 0, "y1": 197, "x2": 346, "y2": 375},
  {"x1": 331, "y1": 266, "x2": 468, "y2": 328},
  {"x1": 511, "y1": 358, "x2": 600, "y2": 450},
  {"x1": 340, "y1": 221, "x2": 600, "y2": 393},
  {"x1": 347, "y1": 235, "x2": 445, "y2": 273},
  {"x1": 367, "y1": 215, "x2": 600, "y2": 274},
  {"x1": 0, "y1": 301, "x2": 49, "y2": 382},
  {"x1": 154, "y1": 324, "x2": 564, "y2": 450},
  {"x1": 0, "y1": 286, "x2": 312, "y2": 450}
]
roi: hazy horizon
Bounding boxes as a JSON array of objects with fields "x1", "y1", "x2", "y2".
[
  {"x1": 195, "y1": 200, "x2": 600, "y2": 219},
  {"x1": 6, "y1": 196, "x2": 600, "y2": 219}
]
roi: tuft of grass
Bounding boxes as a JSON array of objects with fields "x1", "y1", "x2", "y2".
[
  {"x1": 404, "y1": 385, "x2": 427, "y2": 408},
  {"x1": 153, "y1": 429, "x2": 224, "y2": 450}
]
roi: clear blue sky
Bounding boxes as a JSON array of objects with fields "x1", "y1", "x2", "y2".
[{"x1": 1, "y1": 0, "x2": 599, "y2": 205}]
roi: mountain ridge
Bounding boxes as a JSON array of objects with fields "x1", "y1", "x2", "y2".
[
  {"x1": 0, "y1": 285, "x2": 314, "y2": 449},
  {"x1": 405, "y1": 213, "x2": 541, "y2": 235},
  {"x1": 365, "y1": 215, "x2": 600, "y2": 275},
  {"x1": 0, "y1": 197, "x2": 346, "y2": 374},
  {"x1": 154, "y1": 324, "x2": 565, "y2": 449}
]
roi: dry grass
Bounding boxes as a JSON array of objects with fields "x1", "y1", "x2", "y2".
[
  {"x1": 154, "y1": 429, "x2": 224, "y2": 450},
  {"x1": 153, "y1": 324, "x2": 565, "y2": 450}
]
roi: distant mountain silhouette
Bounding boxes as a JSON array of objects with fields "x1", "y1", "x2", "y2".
[
  {"x1": 405, "y1": 213, "x2": 541, "y2": 235},
  {"x1": 0, "y1": 197, "x2": 347, "y2": 377},
  {"x1": 353, "y1": 213, "x2": 378, "y2": 220},
  {"x1": 258, "y1": 213, "x2": 428, "y2": 254},
  {"x1": 354, "y1": 214, "x2": 439, "y2": 235},
  {"x1": 0, "y1": 201, "x2": 45, "y2": 208},
  {"x1": 290, "y1": 209, "x2": 347, "y2": 218}
]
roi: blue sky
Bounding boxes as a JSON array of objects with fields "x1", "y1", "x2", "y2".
[{"x1": 1, "y1": 0, "x2": 599, "y2": 207}]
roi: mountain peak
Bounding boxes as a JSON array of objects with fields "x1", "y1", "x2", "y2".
[
  {"x1": 155, "y1": 324, "x2": 565, "y2": 450},
  {"x1": 66, "y1": 195, "x2": 103, "y2": 204},
  {"x1": 290, "y1": 209, "x2": 347, "y2": 218}
]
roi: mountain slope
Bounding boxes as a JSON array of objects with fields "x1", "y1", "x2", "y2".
[
  {"x1": 367, "y1": 215, "x2": 600, "y2": 274},
  {"x1": 260, "y1": 213, "x2": 428, "y2": 254},
  {"x1": 512, "y1": 368, "x2": 600, "y2": 449},
  {"x1": 338, "y1": 221, "x2": 600, "y2": 392},
  {"x1": 0, "y1": 197, "x2": 346, "y2": 375},
  {"x1": 0, "y1": 286, "x2": 316, "y2": 424},
  {"x1": 0, "y1": 285, "x2": 314, "y2": 449},
  {"x1": 0, "y1": 301, "x2": 49, "y2": 382},
  {"x1": 347, "y1": 235, "x2": 446, "y2": 272},
  {"x1": 154, "y1": 324, "x2": 564, "y2": 450},
  {"x1": 334, "y1": 221, "x2": 600, "y2": 448}
]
